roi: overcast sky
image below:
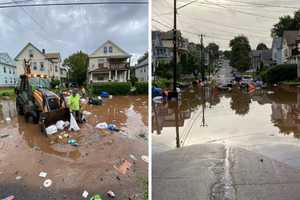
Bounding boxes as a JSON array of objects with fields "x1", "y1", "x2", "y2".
[
  {"x1": 0, "y1": 0, "x2": 148, "y2": 64},
  {"x1": 152, "y1": 0, "x2": 300, "y2": 50}
]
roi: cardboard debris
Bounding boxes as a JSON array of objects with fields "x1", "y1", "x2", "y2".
[
  {"x1": 82, "y1": 190, "x2": 89, "y2": 198},
  {"x1": 39, "y1": 171, "x2": 47, "y2": 178},
  {"x1": 114, "y1": 160, "x2": 132, "y2": 175}
]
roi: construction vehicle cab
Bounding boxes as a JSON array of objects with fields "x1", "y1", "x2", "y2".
[{"x1": 16, "y1": 74, "x2": 70, "y2": 134}]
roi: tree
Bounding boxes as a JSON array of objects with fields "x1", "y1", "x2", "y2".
[
  {"x1": 206, "y1": 42, "x2": 219, "y2": 61},
  {"x1": 256, "y1": 43, "x2": 268, "y2": 50},
  {"x1": 229, "y1": 35, "x2": 251, "y2": 72},
  {"x1": 63, "y1": 51, "x2": 88, "y2": 86},
  {"x1": 223, "y1": 50, "x2": 231, "y2": 59},
  {"x1": 271, "y1": 9, "x2": 300, "y2": 37}
]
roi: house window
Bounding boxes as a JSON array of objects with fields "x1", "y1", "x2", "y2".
[
  {"x1": 10, "y1": 78, "x2": 12, "y2": 84},
  {"x1": 40, "y1": 62, "x2": 44, "y2": 71},
  {"x1": 109, "y1": 47, "x2": 113, "y2": 53},
  {"x1": 29, "y1": 49, "x2": 33, "y2": 58},
  {"x1": 3, "y1": 67, "x2": 6, "y2": 73},
  {"x1": 104, "y1": 47, "x2": 107, "y2": 53},
  {"x1": 9, "y1": 69, "x2": 11, "y2": 74},
  {"x1": 5, "y1": 78, "x2": 7, "y2": 84},
  {"x1": 55, "y1": 65, "x2": 58, "y2": 72},
  {"x1": 33, "y1": 62, "x2": 37, "y2": 70}
]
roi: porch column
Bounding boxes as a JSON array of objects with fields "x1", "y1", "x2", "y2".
[
  {"x1": 124, "y1": 71, "x2": 127, "y2": 82},
  {"x1": 127, "y1": 69, "x2": 130, "y2": 81},
  {"x1": 90, "y1": 72, "x2": 93, "y2": 82},
  {"x1": 115, "y1": 70, "x2": 118, "y2": 81},
  {"x1": 109, "y1": 71, "x2": 111, "y2": 81}
]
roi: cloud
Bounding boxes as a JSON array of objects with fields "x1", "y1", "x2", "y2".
[{"x1": 0, "y1": 1, "x2": 148, "y2": 60}]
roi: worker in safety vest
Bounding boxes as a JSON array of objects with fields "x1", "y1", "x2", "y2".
[{"x1": 68, "y1": 89, "x2": 82, "y2": 123}]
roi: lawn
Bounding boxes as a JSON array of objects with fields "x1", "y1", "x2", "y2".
[{"x1": 0, "y1": 87, "x2": 15, "y2": 97}]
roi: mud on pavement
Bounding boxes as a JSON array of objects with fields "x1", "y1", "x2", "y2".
[{"x1": 0, "y1": 96, "x2": 148, "y2": 200}]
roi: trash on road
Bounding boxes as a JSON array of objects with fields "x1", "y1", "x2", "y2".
[
  {"x1": 107, "y1": 190, "x2": 115, "y2": 198},
  {"x1": 114, "y1": 160, "x2": 132, "y2": 175},
  {"x1": 141, "y1": 155, "x2": 148, "y2": 163},
  {"x1": 107, "y1": 124, "x2": 119, "y2": 132},
  {"x1": 15, "y1": 176, "x2": 22, "y2": 180},
  {"x1": 0, "y1": 134, "x2": 9, "y2": 138},
  {"x1": 39, "y1": 171, "x2": 47, "y2": 178},
  {"x1": 88, "y1": 97, "x2": 102, "y2": 105},
  {"x1": 69, "y1": 113, "x2": 80, "y2": 131},
  {"x1": 82, "y1": 111, "x2": 92, "y2": 116},
  {"x1": 267, "y1": 91, "x2": 275, "y2": 95},
  {"x1": 96, "y1": 122, "x2": 108, "y2": 129},
  {"x1": 90, "y1": 194, "x2": 103, "y2": 200},
  {"x1": 82, "y1": 190, "x2": 89, "y2": 198},
  {"x1": 68, "y1": 139, "x2": 79, "y2": 146},
  {"x1": 45, "y1": 125, "x2": 58, "y2": 135},
  {"x1": 63, "y1": 133, "x2": 69, "y2": 138},
  {"x1": 43, "y1": 179, "x2": 52, "y2": 188},
  {"x1": 130, "y1": 154, "x2": 137, "y2": 161},
  {"x1": 56, "y1": 120, "x2": 65, "y2": 130},
  {"x1": 100, "y1": 91, "x2": 110, "y2": 98},
  {"x1": 2, "y1": 195, "x2": 15, "y2": 200},
  {"x1": 5, "y1": 117, "x2": 11, "y2": 122}
]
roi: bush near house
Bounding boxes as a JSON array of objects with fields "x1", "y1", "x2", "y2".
[
  {"x1": 133, "y1": 82, "x2": 148, "y2": 94},
  {"x1": 50, "y1": 79, "x2": 61, "y2": 89},
  {"x1": 91, "y1": 82, "x2": 131, "y2": 95},
  {"x1": 153, "y1": 79, "x2": 172, "y2": 89},
  {"x1": 0, "y1": 88, "x2": 15, "y2": 97},
  {"x1": 261, "y1": 64, "x2": 297, "y2": 84}
]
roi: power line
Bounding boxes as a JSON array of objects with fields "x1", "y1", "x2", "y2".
[{"x1": 0, "y1": 1, "x2": 148, "y2": 8}]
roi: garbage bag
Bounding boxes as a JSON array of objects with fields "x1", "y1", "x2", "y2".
[
  {"x1": 46, "y1": 125, "x2": 58, "y2": 135},
  {"x1": 68, "y1": 113, "x2": 80, "y2": 131},
  {"x1": 56, "y1": 120, "x2": 65, "y2": 130},
  {"x1": 107, "y1": 124, "x2": 119, "y2": 132},
  {"x1": 95, "y1": 122, "x2": 108, "y2": 129},
  {"x1": 100, "y1": 91, "x2": 109, "y2": 98}
]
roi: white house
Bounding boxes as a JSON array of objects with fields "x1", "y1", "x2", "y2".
[
  {"x1": 88, "y1": 40, "x2": 131, "y2": 83},
  {"x1": 282, "y1": 31, "x2": 299, "y2": 64},
  {"x1": 15, "y1": 43, "x2": 62, "y2": 81},
  {"x1": 271, "y1": 37, "x2": 283, "y2": 65},
  {"x1": 0, "y1": 53, "x2": 17, "y2": 87},
  {"x1": 134, "y1": 53, "x2": 148, "y2": 82}
]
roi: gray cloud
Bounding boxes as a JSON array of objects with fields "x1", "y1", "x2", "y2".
[{"x1": 0, "y1": 1, "x2": 148, "y2": 63}]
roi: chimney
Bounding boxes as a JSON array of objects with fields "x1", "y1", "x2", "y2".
[{"x1": 42, "y1": 49, "x2": 45, "y2": 54}]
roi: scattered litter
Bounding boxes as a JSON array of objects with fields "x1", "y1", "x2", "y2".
[
  {"x1": 141, "y1": 155, "x2": 148, "y2": 163},
  {"x1": 82, "y1": 190, "x2": 89, "y2": 198},
  {"x1": 68, "y1": 139, "x2": 79, "y2": 146},
  {"x1": 130, "y1": 154, "x2": 137, "y2": 161},
  {"x1": 107, "y1": 124, "x2": 119, "y2": 132},
  {"x1": 5, "y1": 117, "x2": 11, "y2": 122},
  {"x1": 45, "y1": 125, "x2": 58, "y2": 135},
  {"x1": 82, "y1": 111, "x2": 92, "y2": 116},
  {"x1": 96, "y1": 122, "x2": 108, "y2": 129},
  {"x1": 109, "y1": 95, "x2": 113, "y2": 99},
  {"x1": 0, "y1": 134, "x2": 9, "y2": 138},
  {"x1": 63, "y1": 133, "x2": 69, "y2": 138},
  {"x1": 2, "y1": 195, "x2": 15, "y2": 200},
  {"x1": 39, "y1": 171, "x2": 47, "y2": 178},
  {"x1": 15, "y1": 176, "x2": 22, "y2": 180},
  {"x1": 267, "y1": 91, "x2": 274, "y2": 95},
  {"x1": 107, "y1": 190, "x2": 115, "y2": 198},
  {"x1": 89, "y1": 194, "x2": 103, "y2": 200},
  {"x1": 97, "y1": 96, "x2": 102, "y2": 100},
  {"x1": 56, "y1": 120, "x2": 65, "y2": 130},
  {"x1": 69, "y1": 113, "x2": 80, "y2": 131},
  {"x1": 100, "y1": 91, "x2": 110, "y2": 98},
  {"x1": 64, "y1": 121, "x2": 70, "y2": 127},
  {"x1": 43, "y1": 179, "x2": 52, "y2": 188},
  {"x1": 88, "y1": 97, "x2": 102, "y2": 105},
  {"x1": 153, "y1": 96, "x2": 163, "y2": 103},
  {"x1": 58, "y1": 135, "x2": 63, "y2": 140},
  {"x1": 80, "y1": 98, "x2": 88, "y2": 104},
  {"x1": 114, "y1": 160, "x2": 132, "y2": 175}
]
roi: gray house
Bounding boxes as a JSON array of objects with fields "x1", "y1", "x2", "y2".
[
  {"x1": 0, "y1": 53, "x2": 17, "y2": 87},
  {"x1": 250, "y1": 50, "x2": 273, "y2": 71}
]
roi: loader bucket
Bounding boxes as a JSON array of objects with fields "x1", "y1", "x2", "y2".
[{"x1": 40, "y1": 108, "x2": 70, "y2": 134}]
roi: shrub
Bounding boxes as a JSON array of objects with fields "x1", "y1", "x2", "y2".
[
  {"x1": 91, "y1": 82, "x2": 131, "y2": 95},
  {"x1": 153, "y1": 79, "x2": 172, "y2": 89},
  {"x1": 261, "y1": 64, "x2": 297, "y2": 84},
  {"x1": 50, "y1": 79, "x2": 60, "y2": 88},
  {"x1": 134, "y1": 82, "x2": 148, "y2": 94}
]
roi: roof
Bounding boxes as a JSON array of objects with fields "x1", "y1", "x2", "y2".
[
  {"x1": 45, "y1": 53, "x2": 61, "y2": 60},
  {"x1": 89, "y1": 40, "x2": 131, "y2": 58},
  {"x1": 15, "y1": 42, "x2": 45, "y2": 60},
  {"x1": 283, "y1": 31, "x2": 299, "y2": 46},
  {"x1": 0, "y1": 52, "x2": 16, "y2": 67}
]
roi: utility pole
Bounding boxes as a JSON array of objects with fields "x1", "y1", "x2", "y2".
[
  {"x1": 200, "y1": 34, "x2": 205, "y2": 81},
  {"x1": 173, "y1": 0, "x2": 177, "y2": 94}
]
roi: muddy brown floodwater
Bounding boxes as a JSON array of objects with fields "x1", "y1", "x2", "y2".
[
  {"x1": 153, "y1": 86, "x2": 300, "y2": 168},
  {"x1": 0, "y1": 95, "x2": 148, "y2": 200}
]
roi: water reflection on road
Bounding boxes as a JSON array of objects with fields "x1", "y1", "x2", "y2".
[{"x1": 152, "y1": 86, "x2": 300, "y2": 161}]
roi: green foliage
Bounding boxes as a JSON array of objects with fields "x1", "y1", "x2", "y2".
[
  {"x1": 261, "y1": 64, "x2": 297, "y2": 84},
  {"x1": 229, "y1": 35, "x2": 251, "y2": 72},
  {"x1": 153, "y1": 78, "x2": 172, "y2": 89},
  {"x1": 155, "y1": 62, "x2": 173, "y2": 79},
  {"x1": 50, "y1": 78, "x2": 60, "y2": 89},
  {"x1": 133, "y1": 82, "x2": 148, "y2": 94},
  {"x1": 63, "y1": 51, "x2": 88, "y2": 86},
  {"x1": 256, "y1": 43, "x2": 268, "y2": 50},
  {"x1": 130, "y1": 75, "x2": 138, "y2": 86},
  {"x1": 0, "y1": 88, "x2": 15, "y2": 97},
  {"x1": 223, "y1": 50, "x2": 231, "y2": 59},
  {"x1": 272, "y1": 9, "x2": 300, "y2": 37},
  {"x1": 91, "y1": 82, "x2": 131, "y2": 95},
  {"x1": 206, "y1": 42, "x2": 220, "y2": 64}
]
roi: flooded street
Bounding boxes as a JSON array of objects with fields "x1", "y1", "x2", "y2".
[
  {"x1": 153, "y1": 86, "x2": 300, "y2": 167},
  {"x1": 0, "y1": 96, "x2": 148, "y2": 200}
]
